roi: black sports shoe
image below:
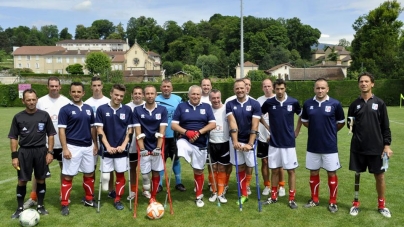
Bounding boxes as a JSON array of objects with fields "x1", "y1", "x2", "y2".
[
  {"x1": 11, "y1": 207, "x2": 23, "y2": 219},
  {"x1": 61, "y1": 205, "x2": 69, "y2": 216},
  {"x1": 84, "y1": 200, "x2": 98, "y2": 208},
  {"x1": 157, "y1": 185, "x2": 163, "y2": 193},
  {"x1": 175, "y1": 183, "x2": 186, "y2": 192},
  {"x1": 37, "y1": 205, "x2": 49, "y2": 215}
]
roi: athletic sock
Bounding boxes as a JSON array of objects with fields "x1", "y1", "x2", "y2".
[
  {"x1": 217, "y1": 172, "x2": 226, "y2": 195},
  {"x1": 17, "y1": 185, "x2": 27, "y2": 208},
  {"x1": 264, "y1": 181, "x2": 271, "y2": 187},
  {"x1": 239, "y1": 171, "x2": 247, "y2": 197},
  {"x1": 151, "y1": 175, "x2": 160, "y2": 199},
  {"x1": 310, "y1": 175, "x2": 320, "y2": 203},
  {"x1": 173, "y1": 159, "x2": 182, "y2": 185},
  {"x1": 289, "y1": 190, "x2": 296, "y2": 201},
  {"x1": 36, "y1": 182, "x2": 46, "y2": 206},
  {"x1": 131, "y1": 185, "x2": 136, "y2": 193},
  {"x1": 30, "y1": 191, "x2": 37, "y2": 201},
  {"x1": 194, "y1": 173, "x2": 204, "y2": 197},
  {"x1": 328, "y1": 175, "x2": 338, "y2": 204},
  {"x1": 208, "y1": 171, "x2": 217, "y2": 193},
  {"x1": 114, "y1": 172, "x2": 126, "y2": 202},
  {"x1": 61, "y1": 178, "x2": 72, "y2": 206},
  {"x1": 378, "y1": 198, "x2": 385, "y2": 209},
  {"x1": 278, "y1": 181, "x2": 285, "y2": 188},
  {"x1": 246, "y1": 174, "x2": 252, "y2": 188},
  {"x1": 271, "y1": 186, "x2": 278, "y2": 200},
  {"x1": 83, "y1": 176, "x2": 94, "y2": 201},
  {"x1": 159, "y1": 170, "x2": 164, "y2": 186}
]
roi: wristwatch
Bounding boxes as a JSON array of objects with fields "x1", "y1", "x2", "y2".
[{"x1": 47, "y1": 150, "x2": 54, "y2": 155}]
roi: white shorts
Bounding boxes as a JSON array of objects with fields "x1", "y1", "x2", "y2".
[
  {"x1": 177, "y1": 138, "x2": 207, "y2": 170},
  {"x1": 229, "y1": 142, "x2": 256, "y2": 167},
  {"x1": 139, "y1": 155, "x2": 164, "y2": 174},
  {"x1": 305, "y1": 151, "x2": 341, "y2": 172},
  {"x1": 62, "y1": 144, "x2": 95, "y2": 175},
  {"x1": 268, "y1": 146, "x2": 298, "y2": 170},
  {"x1": 102, "y1": 157, "x2": 128, "y2": 173}
]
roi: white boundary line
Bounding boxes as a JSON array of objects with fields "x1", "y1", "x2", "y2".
[
  {"x1": 0, "y1": 163, "x2": 59, "y2": 185},
  {"x1": 390, "y1": 120, "x2": 404, "y2": 125}
]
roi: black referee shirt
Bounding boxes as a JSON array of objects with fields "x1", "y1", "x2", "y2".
[{"x1": 348, "y1": 95, "x2": 391, "y2": 155}]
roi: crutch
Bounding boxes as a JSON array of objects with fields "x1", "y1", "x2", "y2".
[
  {"x1": 234, "y1": 146, "x2": 242, "y2": 211},
  {"x1": 133, "y1": 142, "x2": 141, "y2": 218},
  {"x1": 161, "y1": 137, "x2": 174, "y2": 215},
  {"x1": 207, "y1": 135, "x2": 221, "y2": 207},
  {"x1": 97, "y1": 134, "x2": 106, "y2": 213},
  {"x1": 164, "y1": 153, "x2": 175, "y2": 209},
  {"x1": 126, "y1": 133, "x2": 133, "y2": 211},
  {"x1": 252, "y1": 139, "x2": 262, "y2": 212}
]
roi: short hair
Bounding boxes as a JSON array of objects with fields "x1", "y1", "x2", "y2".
[
  {"x1": 48, "y1": 76, "x2": 61, "y2": 85},
  {"x1": 111, "y1": 84, "x2": 126, "y2": 93},
  {"x1": 91, "y1": 76, "x2": 102, "y2": 85},
  {"x1": 144, "y1": 85, "x2": 156, "y2": 94},
  {"x1": 314, "y1": 77, "x2": 328, "y2": 86},
  {"x1": 70, "y1": 81, "x2": 84, "y2": 91},
  {"x1": 200, "y1": 78, "x2": 211, "y2": 85},
  {"x1": 235, "y1": 78, "x2": 246, "y2": 84},
  {"x1": 161, "y1": 79, "x2": 172, "y2": 85},
  {"x1": 23, "y1": 89, "x2": 37, "y2": 99},
  {"x1": 261, "y1": 78, "x2": 273, "y2": 86},
  {"x1": 273, "y1": 78, "x2": 286, "y2": 88},
  {"x1": 209, "y1": 88, "x2": 221, "y2": 98},
  {"x1": 131, "y1": 86, "x2": 143, "y2": 94},
  {"x1": 358, "y1": 72, "x2": 375, "y2": 83},
  {"x1": 188, "y1": 85, "x2": 202, "y2": 94}
]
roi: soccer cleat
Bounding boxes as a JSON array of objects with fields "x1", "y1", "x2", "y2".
[
  {"x1": 114, "y1": 201, "x2": 124, "y2": 210},
  {"x1": 263, "y1": 198, "x2": 277, "y2": 205},
  {"x1": 223, "y1": 185, "x2": 229, "y2": 195},
  {"x1": 262, "y1": 186, "x2": 271, "y2": 196},
  {"x1": 11, "y1": 207, "x2": 23, "y2": 219},
  {"x1": 289, "y1": 200, "x2": 298, "y2": 209},
  {"x1": 37, "y1": 205, "x2": 49, "y2": 215},
  {"x1": 195, "y1": 195, "x2": 204, "y2": 208},
  {"x1": 349, "y1": 206, "x2": 359, "y2": 216},
  {"x1": 127, "y1": 191, "x2": 136, "y2": 201},
  {"x1": 328, "y1": 203, "x2": 338, "y2": 213},
  {"x1": 208, "y1": 193, "x2": 218, "y2": 202},
  {"x1": 142, "y1": 191, "x2": 151, "y2": 199},
  {"x1": 61, "y1": 205, "x2": 69, "y2": 216},
  {"x1": 304, "y1": 199, "x2": 319, "y2": 208},
  {"x1": 218, "y1": 194, "x2": 228, "y2": 203},
  {"x1": 157, "y1": 185, "x2": 163, "y2": 193},
  {"x1": 84, "y1": 199, "x2": 98, "y2": 208},
  {"x1": 108, "y1": 190, "x2": 116, "y2": 199},
  {"x1": 378, "y1": 208, "x2": 391, "y2": 218},
  {"x1": 236, "y1": 196, "x2": 248, "y2": 205},
  {"x1": 23, "y1": 198, "x2": 37, "y2": 209},
  {"x1": 278, "y1": 186, "x2": 286, "y2": 197},
  {"x1": 175, "y1": 183, "x2": 186, "y2": 192},
  {"x1": 247, "y1": 186, "x2": 252, "y2": 195}
]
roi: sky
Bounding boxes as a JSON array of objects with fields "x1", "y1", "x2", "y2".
[{"x1": 1, "y1": 0, "x2": 403, "y2": 45}]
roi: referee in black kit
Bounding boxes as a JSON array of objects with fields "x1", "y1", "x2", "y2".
[{"x1": 8, "y1": 89, "x2": 56, "y2": 219}]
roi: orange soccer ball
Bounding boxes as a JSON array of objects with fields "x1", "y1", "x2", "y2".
[{"x1": 146, "y1": 202, "x2": 165, "y2": 219}]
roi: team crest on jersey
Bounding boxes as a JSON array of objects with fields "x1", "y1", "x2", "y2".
[
  {"x1": 246, "y1": 105, "x2": 251, "y2": 111},
  {"x1": 372, "y1": 103, "x2": 378, "y2": 110},
  {"x1": 272, "y1": 106, "x2": 276, "y2": 109},
  {"x1": 38, "y1": 123, "x2": 45, "y2": 132},
  {"x1": 120, "y1": 113, "x2": 125, "y2": 120},
  {"x1": 287, "y1": 105, "x2": 292, "y2": 111},
  {"x1": 86, "y1": 110, "x2": 91, "y2": 116},
  {"x1": 106, "y1": 112, "x2": 110, "y2": 117},
  {"x1": 185, "y1": 109, "x2": 189, "y2": 112},
  {"x1": 310, "y1": 106, "x2": 313, "y2": 110},
  {"x1": 156, "y1": 113, "x2": 161, "y2": 120},
  {"x1": 325, "y1": 106, "x2": 331, "y2": 112},
  {"x1": 141, "y1": 114, "x2": 145, "y2": 118},
  {"x1": 356, "y1": 105, "x2": 361, "y2": 109},
  {"x1": 200, "y1": 109, "x2": 206, "y2": 114},
  {"x1": 72, "y1": 111, "x2": 76, "y2": 115},
  {"x1": 233, "y1": 106, "x2": 237, "y2": 110}
]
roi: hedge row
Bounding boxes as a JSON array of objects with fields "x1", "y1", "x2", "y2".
[{"x1": 1, "y1": 79, "x2": 403, "y2": 107}]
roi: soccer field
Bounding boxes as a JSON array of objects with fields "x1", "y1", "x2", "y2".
[{"x1": 0, "y1": 107, "x2": 402, "y2": 227}]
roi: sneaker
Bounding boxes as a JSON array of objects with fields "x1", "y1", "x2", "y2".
[
  {"x1": 263, "y1": 198, "x2": 277, "y2": 205},
  {"x1": 278, "y1": 186, "x2": 286, "y2": 197},
  {"x1": 142, "y1": 191, "x2": 151, "y2": 199},
  {"x1": 84, "y1": 199, "x2": 98, "y2": 208},
  {"x1": 61, "y1": 205, "x2": 69, "y2": 216},
  {"x1": 349, "y1": 206, "x2": 359, "y2": 216},
  {"x1": 209, "y1": 193, "x2": 217, "y2": 202},
  {"x1": 218, "y1": 194, "x2": 228, "y2": 203},
  {"x1": 114, "y1": 201, "x2": 124, "y2": 210},
  {"x1": 262, "y1": 186, "x2": 271, "y2": 196},
  {"x1": 37, "y1": 205, "x2": 49, "y2": 215},
  {"x1": 328, "y1": 203, "x2": 338, "y2": 213},
  {"x1": 108, "y1": 190, "x2": 116, "y2": 199},
  {"x1": 289, "y1": 200, "x2": 298, "y2": 209},
  {"x1": 157, "y1": 185, "x2": 163, "y2": 193},
  {"x1": 304, "y1": 199, "x2": 319, "y2": 208},
  {"x1": 149, "y1": 198, "x2": 156, "y2": 204},
  {"x1": 11, "y1": 207, "x2": 23, "y2": 219},
  {"x1": 247, "y1": 186, "x2": 251, "y2": 195},
  {"x1": 223, "y1": 185, "x2": 229, "y2": 195},
  {"x1": 127, "y1": 191, "x2": 136, "y2": 200},
  {"x1": 23, "y1": 198, "x2": 37, "y2": 209},
  {"x1": 378, "y1": 208, "x2": 391, "y2": 218},
  {"x1": 236, "y1": 196, "x2": 248, "y2": 205},
  {"x1": 175, "y1": 183, "x2": 186, "y2": 192},
  {"x1": 195, "y1": 195, "x2": 204, "y2": 208}
]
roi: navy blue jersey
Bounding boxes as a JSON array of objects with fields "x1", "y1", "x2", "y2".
[
  {"x1": 95, "y1": 103, "x2": 134, "y2": 158},
  {"x1": 172, "y1": 101, "x2": 216, "y2": 148},
  {"x1": 133, "y1": 104, "x2": 168, "y2": 151},
  {"x1": 301, "y1": 96, "x2": 345, "y2": 153},
  {"x1": 58, "y1": 103, "x2": 95, "y2": 147},
  {"x1": 155, "y1": 94, "x2": 182, "y2": 138},
  {"x1": 225, "y1": 96, "x2": 262, "y2": 143},
  {"x1": 261, "y1": 94, "x2": 301, "y2": 148}
]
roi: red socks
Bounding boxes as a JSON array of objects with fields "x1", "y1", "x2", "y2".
[
  {"x1": 238, "y1": 171, "x2": 247, "y2": 197},
  {"x1": 194, "y1": 173, "x2": 204, "y2": 197},
  {"x1": 151, "y1": 175, "x2": 160, "y2": 199},
  {"x1": 83, "y1": 176, "x2": 94, "y2": 201},
  {"x1": 61, "y1": 178, "x2": 72, "y2": 206},
  {"x1": 114, "y1": 172, "x2": 126, "y2": 202},
  {"x1": 328, "y1": 175, "x2": 338, "y2": 204},
  {"x1": 310, "y1": 175, "x2": 320, "y2": 203},
  {"x1": 271, "y1": 186, "x2": 278, "y2": 200}
]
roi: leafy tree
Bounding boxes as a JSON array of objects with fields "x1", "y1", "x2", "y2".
[
  {"x1": 196, "y1": 54, "x2": 219, "y2": 77},
  {"x1": 163, "y1": 21, "x2": 183, "y2": 52},
  {"x1": 172, "y1": 61, "x2": 183, "y2": 73},
  {"x1": 248, "y1": 31, "x2": 270, "y2": 62},
  {"x1": 183, "y1": 64, "x2": 202, "y2": 82},
  {"x1": 75, "y1": 25, "x2": 87, "y2": 39},
  {"x1": 328, "y1": 47, "x2": 339, "y2": 61},
  {"x1": 0, "y1": 49, "x2": 7, "y2": 62},
  {"x1": 107, "y1": 22, "x2": 125, "y2": 40},
  {"x1": 60, "y1": 27, "x2": 73, "y2": 40},
  {"x1": 0, "y1": 27, "x2": 11, "y2": 53},
  {"x1": 182, "y1": 21, "x2": 198, "y2": 37},
  {"x1": 40, "y1": 25, "x2": 59, "y2": 45},
  {"x1": 91, "y1": 19, "x2": 115, "y2": 39},
  {"x1": 85, "y1": 52, "x2": 111, "y2": 75},
  {"x1": 26, "y1": 26, "x2": 41, "y2": 46},
  {"x1": 245, "y1": 70, "x2": 269, "y2": 81},
  {"x1": 338, "y1": 38, "x2": 351, "y2": 48},
  {"x1": 66, "y1": 63, "x2": 84, "y2": 74},
  {"x1": 162, "y1": 61, "x2": 174, "y2": 76},
  {"x1": 286, "y1": 17, "x2": 321, "y2": 59}
]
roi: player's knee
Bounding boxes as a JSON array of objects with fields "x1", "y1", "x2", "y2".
[
  {"x1": 142, "y1": 174, "x2": 150, "y2": 184},
  {"x1": 101, "y1": 172, "x2": 110, "y2": 191}
]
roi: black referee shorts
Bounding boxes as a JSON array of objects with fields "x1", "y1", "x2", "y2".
[
  {"x1": 18, "y1": 146, "x2": 49, "y2": 181},
  {"x1": 208, "y1": 142, "x2": 230, "y2": 165},
  {"x1": 163, "y1": 138, "x2": 179, "y2": 161},
  {"x1": 349, "y1": 152, "x2": 384, "y2": 174},
  {"x1": 257, "y1": 141, "x2": 269, "y2": 159},
  {"x1": 54, "y1": 148, "x2": 63, "y2": 162}
]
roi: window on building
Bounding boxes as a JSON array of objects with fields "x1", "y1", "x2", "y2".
[
  {"x1": 46, "y1": 57, "x2": 52, "y2": 63},
  {"x1": 114, "y1": 65, "x2": 118, "y2": 70},
  {"x1": 26, "y1": 63, "x2": 30, "y2": 68},
  {"x1": 18, "y1": 63, "x2": 22, "y2": 68},
  {"x1": 35, "y1": 63, "x2": 39, "y2": 69},
  {"x1": 119, "y1": 65, "x2": 122, "y2": 70},
  {"x1": 82, "y1": 57, "x2": 85, "y2": 63},
  {"x1": 18, "y1": 56, "x2": 21, "y2": 60},
  {"x1": 57, "y1": 57, "x2": 62, "y2": 63},
  {"x1": 47, "y1": 70, "x2": 52, "y2": 74},
  {"x1": 36, "y1": 55, "x2": 39, "y2": 60},
  {"x1": 57, "y1": 69, "x2": 63, "y2": 74},
  {"x1": 26, "y1": 56, "x2": 30, "y2": 60},
  {"x1": 73, "y1": 57, "x2": 77, "y2": 63},
  {"x1": 66, "y1": 57, "x2": 70, "y2": 63}
]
